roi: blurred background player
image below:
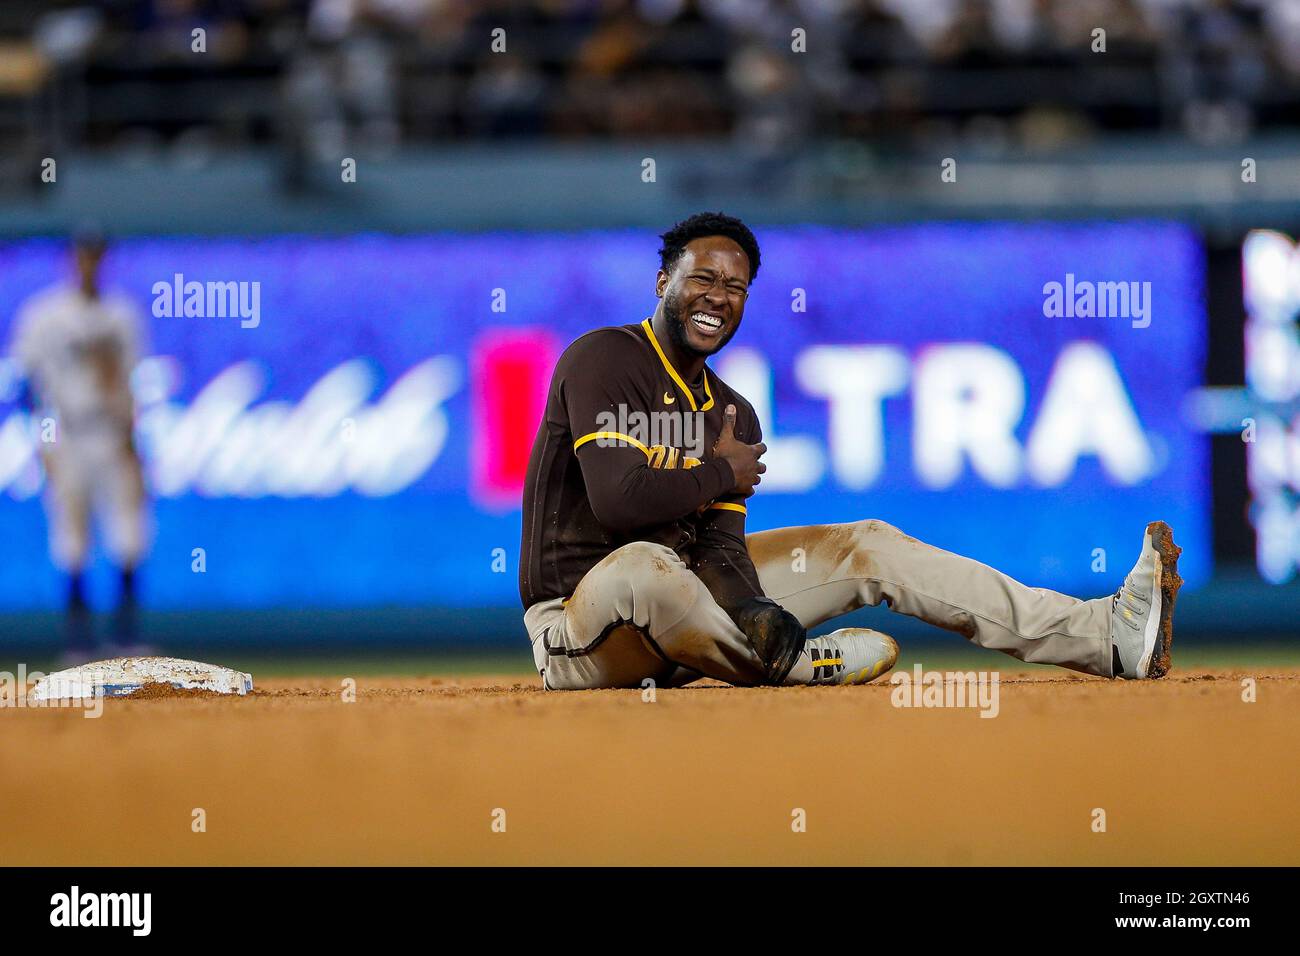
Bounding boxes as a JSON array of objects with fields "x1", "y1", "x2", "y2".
[{"x1": 9, "y1": 229, "x2": 151, "y2": 663}]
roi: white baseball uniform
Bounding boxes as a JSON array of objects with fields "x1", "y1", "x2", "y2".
[{"x1": 10, "y1": 283, "x2": 151, "y2": 571}]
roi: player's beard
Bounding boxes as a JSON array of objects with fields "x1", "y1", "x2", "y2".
[{"x1": 664, "y1": 288, "x2": 737, "y2": 357}]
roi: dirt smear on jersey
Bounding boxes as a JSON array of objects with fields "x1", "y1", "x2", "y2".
[{"x1": 2, "y1": 666, "x2": 1297, "y2": 865}]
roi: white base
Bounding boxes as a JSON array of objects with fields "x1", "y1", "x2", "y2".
[{"x1": 30, "y1": 656, "x2": 254, "y2": 701}]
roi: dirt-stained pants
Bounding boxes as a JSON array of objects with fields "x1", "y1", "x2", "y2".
[{"x1": 524, "y1": 519, "x2": 1113, "y2": 690}]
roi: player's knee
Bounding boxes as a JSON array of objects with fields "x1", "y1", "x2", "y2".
[
  {"x1": 604, "y1": 541, "x2": 692, "y2": 603},
  {"x1": 53, "y1": 532, "x2": 90, "y2": 571},
  {"x1": 850, "y1": 518, "x2": 903, "y2": 541},
  {"x1": 607, "y1": 540, "x2": 683, "y2": 575},
  {"x1": 106, "y1": 521, "x2": 148, "y2": 567}
]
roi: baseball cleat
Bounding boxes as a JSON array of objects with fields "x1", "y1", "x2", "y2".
[
  {"x1": 784, "y1": 628, "x2": 899, "y2": 686},
  {"x1": 1111, "y1": 521, "x2": 1183, "y2": 679}
]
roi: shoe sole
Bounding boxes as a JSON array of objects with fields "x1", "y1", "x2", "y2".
[{"x1": 1143, "y1": 520, "x2": 1182, "y2": 679}]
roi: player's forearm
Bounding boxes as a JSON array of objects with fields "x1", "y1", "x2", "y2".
[
  {"x1": 691, "y1": 539, "x2": 767, "y2": 610},
  {"x1": 584, "y1": 456, "x2": 735, "y2": 533}
]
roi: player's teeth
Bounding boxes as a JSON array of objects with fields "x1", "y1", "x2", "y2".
[{"x1": 692, "y1": 312, "x2": 721, "y2": 328}]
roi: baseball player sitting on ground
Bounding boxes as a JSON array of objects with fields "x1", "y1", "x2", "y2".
[
  {"x1": 10, "y1": 230, "x2": 151, "y2": 663},
  {"x1": 519, "y1": 211, "x2": 1182, "y2": 690}
]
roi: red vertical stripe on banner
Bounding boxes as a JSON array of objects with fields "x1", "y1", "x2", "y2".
[{"x1": 471, "y1": 329, "x2": 559, "y2": 509}]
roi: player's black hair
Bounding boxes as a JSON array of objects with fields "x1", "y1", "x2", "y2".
[{"x1": 658, "y1": 212, "x2": 760, "y2": 283}]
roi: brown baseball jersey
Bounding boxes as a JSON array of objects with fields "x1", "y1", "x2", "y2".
[{"x1": 519, "y1": 319, "x2": 766, "y2": 612}]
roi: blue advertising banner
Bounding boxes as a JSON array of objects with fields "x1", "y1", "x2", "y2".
[{"x1": 0, "y1": 223, "x2": 1208, "y2": 609}]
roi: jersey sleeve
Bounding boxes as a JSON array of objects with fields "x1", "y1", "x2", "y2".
[
  {"x1": 690, "y1": 400, "x2": 768, "y2": 609},
  {"x1": 10, "y1": 296, "x2": 44, "y2": 370},
  {"x1": 9, "y1": 295, "x2": 54, "y2": 409},
  {"x1": 562, "y1": 330, "x2": 736, "y2": 533}
]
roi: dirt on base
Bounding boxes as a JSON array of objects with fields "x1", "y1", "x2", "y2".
[
  {"x1": 123, "y1": 683, "x2": 230, "y2": 700},
  {"x1": 2, "y1": 666, "x2": 1297, "y2": 865}
]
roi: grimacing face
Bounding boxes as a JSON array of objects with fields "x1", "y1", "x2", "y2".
[{"x1": 656, "y1": 236, "x2": 751, "y2": 358}]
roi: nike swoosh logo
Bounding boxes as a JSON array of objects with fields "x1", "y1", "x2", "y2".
[{"x1": 663, "y1": 391, "x2": 675, "y2": 404}]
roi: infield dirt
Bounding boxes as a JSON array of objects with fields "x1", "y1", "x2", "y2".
[{"x1": 2, "y1": 665, "x2": 1297, "y2": 865}]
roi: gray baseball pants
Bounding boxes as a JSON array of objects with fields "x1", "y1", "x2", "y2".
[{"x1": 524, "y1": 519, "x2": 1113, "y2": 689}]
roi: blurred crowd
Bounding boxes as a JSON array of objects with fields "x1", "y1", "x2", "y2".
[{"x1": 2, "y1": 0, "x2": 1299, "y2": 159}]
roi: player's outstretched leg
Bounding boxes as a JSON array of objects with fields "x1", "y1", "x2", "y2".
[
  {"x1": 1109, "y1": 521, "x2": 1182, "y2": 680},
  {"x1": 746, "y1": 518, "x2": 1183, "y2": 679}
]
